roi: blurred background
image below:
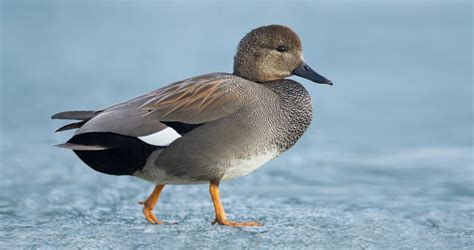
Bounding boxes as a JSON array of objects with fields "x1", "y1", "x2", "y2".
[{"x1": 1, "y1": 0, "x2": 472, "y2": 248}]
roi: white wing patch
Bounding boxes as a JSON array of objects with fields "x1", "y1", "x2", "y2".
[{"x1": 138, "y1": 127, "x2": 181, "y2": 146}]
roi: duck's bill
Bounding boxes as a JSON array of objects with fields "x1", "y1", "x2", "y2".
[{"x1": 292, "y1": 63, "x2": 332, "y2": 85}]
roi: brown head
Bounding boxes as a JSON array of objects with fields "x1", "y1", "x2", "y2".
[{"x1": 233, "y1": 25, "x2": 332, "y2": 85}]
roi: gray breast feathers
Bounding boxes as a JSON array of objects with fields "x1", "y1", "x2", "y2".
[{"x1": 263, "y1": 79, "x2": 313, "y2": 151}]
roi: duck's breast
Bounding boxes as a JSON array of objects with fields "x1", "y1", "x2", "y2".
[{"x1": 262, "y1": 79, "x2": 313, "y2": 151}]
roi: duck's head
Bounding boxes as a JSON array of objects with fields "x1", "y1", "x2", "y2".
[{"x1": 233, "y1": 25, "x2": 332, "y2": 85}]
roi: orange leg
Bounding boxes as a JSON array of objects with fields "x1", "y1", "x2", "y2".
[
  {"x1": 209, "y1": 180, "x2": 262, "y2": 227},
  {"x1": 138, "y1": 184, "x2": 165, "y2": 224}
]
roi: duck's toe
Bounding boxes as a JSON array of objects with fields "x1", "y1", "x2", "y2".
[
  {"x1": 213, "y1": 219, "x2": 262, "y2": 227},
  {"x1": 138, "y1": 200, "x2": 162, "y2": 224}
]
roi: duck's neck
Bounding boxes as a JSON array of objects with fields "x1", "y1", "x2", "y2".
[
  {"x1": 233, "y1": 57, "x2": 281, "y2": 83},
  {"x1": 233, "y1": 65, "x2": 261, "y2": 83}
]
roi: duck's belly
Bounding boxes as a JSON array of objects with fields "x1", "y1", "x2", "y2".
[
  {"x1": 221, "y1": 150, "x2": 279, "y2": 181},
  {"x1": 134, "y1": 148, "x2": 279, "y2": 184}
]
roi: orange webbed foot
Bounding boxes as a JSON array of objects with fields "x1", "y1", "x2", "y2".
[
  {"x1": 209, "y1": 181, "x2": 263, "y2": 227},
  {"x1": 138, "y1": 200, "x2": 163, "y2": 224},
  {"x1": 212, "y1": 219, "x2": 262, "y2": 227},
  {"x1": 139, "y1": 184, "x2": 165, "y2": 224}
]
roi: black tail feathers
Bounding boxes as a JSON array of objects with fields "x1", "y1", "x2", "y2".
[{"x1": 67, "y1": 132, "x2": 158, "y2": 175}]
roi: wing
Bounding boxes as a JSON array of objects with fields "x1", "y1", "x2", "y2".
[
  {"x1": 136, "y1": 73, "x2": 257, "y2": 124},
  {"x1": 76, "y1": 73, "x2": 258, "y2": 143}
]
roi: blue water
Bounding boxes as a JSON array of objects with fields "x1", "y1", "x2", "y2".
[{"x1": 1, "y1": 0, "x2": 473, "y2": 249}]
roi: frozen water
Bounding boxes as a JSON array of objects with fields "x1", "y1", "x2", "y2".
[{"x1": 1, "y1": 0, "x2": 473, "y2": 249}]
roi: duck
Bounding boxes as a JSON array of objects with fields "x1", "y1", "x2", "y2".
[{"x1": 52, "y1": 24, "x2": 332, "y2": 227}]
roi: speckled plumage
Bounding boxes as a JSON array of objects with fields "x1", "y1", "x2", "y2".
[{"x1": 263, "y1": 79, "x2": 313, "y2": 151}]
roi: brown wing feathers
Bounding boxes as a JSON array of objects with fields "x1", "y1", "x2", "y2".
[{"x1": 140, "y1": 76, "x2": 234, "y2": 119}]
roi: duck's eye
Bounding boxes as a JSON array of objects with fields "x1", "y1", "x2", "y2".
[{"x1": 276, "y1": 46, "x2": 287, "y2": 52}]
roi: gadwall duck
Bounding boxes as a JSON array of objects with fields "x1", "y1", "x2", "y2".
[{"x1": 52, "y1": 24, "x2": 332, "y2": 227}]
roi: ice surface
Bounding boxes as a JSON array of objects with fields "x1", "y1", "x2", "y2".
[
  {"x1": 1, "y1": 142, "x2": 472, "y2": 249},
  {"x1": 1, "y1": 0, "x2": 473, "y2": 249}
]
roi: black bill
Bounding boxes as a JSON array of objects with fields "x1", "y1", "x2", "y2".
[{"x1": 292, "y1": 62, "x2": 332, "y2": 85}]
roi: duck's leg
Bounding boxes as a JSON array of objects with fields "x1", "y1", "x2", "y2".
[
  {"x1": 138, "y1": 184, "x2": 165, "y2": 224},
  {"x1": 209, "y1": 180, "x2": 262, "y2": 227}
]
